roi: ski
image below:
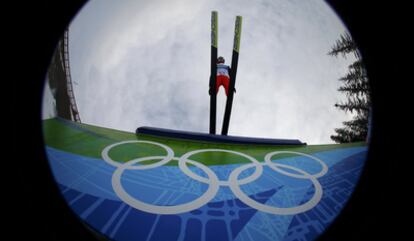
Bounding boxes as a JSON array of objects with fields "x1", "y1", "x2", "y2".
[
  {"x1": 221, "y1": 15, "x2": 242, "y2": 135},
  {"x1": 209, "y1": 11, "x2": 218, "y2": 134}
]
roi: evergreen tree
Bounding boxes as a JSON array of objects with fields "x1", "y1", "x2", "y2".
[
  {"x1": 329, "y1": 32, "x2": 371, "y2": 143},
  {"x1": 334, "y1": 97, "x2": 369, "y2": 114},
  {"x1": 328, "y1": 33, "x2": 359, "y2": 58}
]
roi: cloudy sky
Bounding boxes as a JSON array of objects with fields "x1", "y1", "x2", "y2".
[{"x1": 42, "y1": 0, "x2": 357, "y2": 144}]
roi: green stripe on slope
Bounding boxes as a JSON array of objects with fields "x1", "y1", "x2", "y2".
[{"x1": 42, "y1": 118, "x2": 366, "y2": 166}]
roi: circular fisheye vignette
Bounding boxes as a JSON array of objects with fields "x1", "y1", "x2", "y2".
[{"x1": 41, "y1": 1, "x2": 370, "y2": 241}]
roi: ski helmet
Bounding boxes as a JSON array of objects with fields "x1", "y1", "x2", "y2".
[{"x1": 217, "y1": 56, "x2": 225, "y2": 64}]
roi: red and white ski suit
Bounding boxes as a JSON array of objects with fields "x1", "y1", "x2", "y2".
[{"x1": 216, "y1": 63, "x2": 230, "y2": 96}]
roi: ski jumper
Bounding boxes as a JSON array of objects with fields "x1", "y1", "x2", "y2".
[{"x1": 216, "y1": 63, "x2": 231, "y2": 96}]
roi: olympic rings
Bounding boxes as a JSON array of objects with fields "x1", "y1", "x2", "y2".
[
  {"x1": 229, "y1": 162, "x2": 322, "y2": 215},
  {"x1": 112, "y1": 156, "x2": 220, "y2": 215},
  {"x1": 264, "y1": 151, "x2": 328, "y2": 179},
  {"x1": 101, "y1": 140, "x2": 329, "y2": 215},
  {"x1": 102, "y1": 140, "x2": 174, "y2": 170},
  {"x1": 179, "y1": 149, "x2": 263, "y2": 186}
]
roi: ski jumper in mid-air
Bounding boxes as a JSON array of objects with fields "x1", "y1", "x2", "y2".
[
  {"x1": 209, "y1": 11, "x2": 242, "y2": 135},
  {"x1": 215, "y1": 56, "x2": 232, "y2": 96}
]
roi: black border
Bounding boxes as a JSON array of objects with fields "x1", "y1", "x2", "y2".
[
  {"x1": 12, "y1": 1, "x2": 404, "y2": 240},
  {"x1": 13, "y1": 1, "x2": 97, "y2": 240},
  {"x1": 318, "y1": 1, "x2": 405, "y2": 240}
]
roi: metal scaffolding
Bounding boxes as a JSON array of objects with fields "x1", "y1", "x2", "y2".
[
  {"x1": 62, "y1": 30, "x2": 81, "y2": 123},
  {"x1": 47, "y1": 28, "x2": 81, "y2": 123}
]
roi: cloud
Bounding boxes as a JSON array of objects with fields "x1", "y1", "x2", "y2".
[{"x1": 64, "y1": 0, "x2": 357, "y2": 144}]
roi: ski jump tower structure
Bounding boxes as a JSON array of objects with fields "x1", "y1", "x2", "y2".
[{"x1": 47, "y1": 29, "x2": 81, "y2": 123}]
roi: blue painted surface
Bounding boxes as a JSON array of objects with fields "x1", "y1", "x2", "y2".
[
  {"x1": 184, "y1": 218, "x2": 202, "y2": 241},
  {"x1": 71, "y1": 194, "x2": 99, "y2": 214},
  {"x1": 55, "y1": 182, "x2": 279, "y2": 241},
  {"x1": 46, "y1": 146, "x2": 367, "y2": 241},
  {"x1": 282, "y1": 151, "x2": 366, "y2": 241}
]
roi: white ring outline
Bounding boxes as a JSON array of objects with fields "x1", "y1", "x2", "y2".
[
  {"x1": 102, "y1": 140, "x2": 174, "y2": 170},
  {"x1": 228, "y1": 162, "x2": 323, "y2": 215},
  {"x1": 264, "y1": 151, "x2": 328, "y2": 179},
  {"x1": 112, "y1": 156, "x2": 220, "y2": 215},
  {"x1": 179, "y1": 149, "x2": 263, "y2": 186},
  {"x1": 101, "y1": 140, "x2": 329, "y2": 215}
]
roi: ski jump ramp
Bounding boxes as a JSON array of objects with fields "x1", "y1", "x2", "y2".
[{"x1": 43, "y1": 118, "x2": 368, "y2": 241}]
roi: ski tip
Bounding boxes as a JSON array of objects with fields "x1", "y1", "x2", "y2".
[
  {"x1": 211, "y1": 11, "x2": 218, "y2": 48},
  {"x1": 233, "y1": 17, "x2": 242, "y2": 53}
]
